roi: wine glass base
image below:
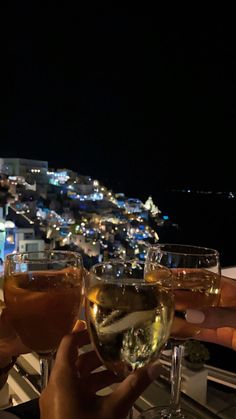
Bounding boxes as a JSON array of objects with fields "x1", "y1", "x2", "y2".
[{"x1": 139, "y1": 406, "x2": 206, "y2": 418}]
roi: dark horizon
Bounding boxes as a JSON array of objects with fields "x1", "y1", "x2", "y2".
[{"x1": 2, "y1": 13, "x2": 236, "y2": 195}]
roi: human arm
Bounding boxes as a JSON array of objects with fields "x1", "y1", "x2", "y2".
[{"x1": 40, "y1": 328, "x2": 161, "y2": 419}]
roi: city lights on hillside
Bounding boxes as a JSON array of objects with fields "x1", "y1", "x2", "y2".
[{"x1": 0, "y1": 158, "x2": 168, "y2": 263}]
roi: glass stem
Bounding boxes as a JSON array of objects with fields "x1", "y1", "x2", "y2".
[
  {"x1": 169, "y1": 343, "x2": 185, "y2": 414},
  {"x1": 40, "y1": 356, "x2": 52, "y2": 391}
]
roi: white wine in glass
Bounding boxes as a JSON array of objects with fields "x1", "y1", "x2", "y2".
[{"x1": 85, "y1": 259, "x2": 174, "y2": 418}]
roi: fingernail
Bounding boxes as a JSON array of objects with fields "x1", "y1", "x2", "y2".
[
  {"x1": 147, "y1": 362, "x2": 161, "y2": 381},
  {"x1": 185, "y1": 309, "x2": 205, "y2": 324}
]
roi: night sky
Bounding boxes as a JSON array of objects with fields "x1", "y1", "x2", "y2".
[{"x1": 2, "y1": 10, "x2": 236, "y2": 197}]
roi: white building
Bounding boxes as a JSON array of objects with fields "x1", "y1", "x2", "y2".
[
  {"x1": 15, "y1": 228, "x2": 45, "y2": 253},
  {"x1": 0, "y1": 158, "x2": 48, "y2": 177},
  {"x1": 74, "y1": 234, "x2": 100, "y2": 257},
  {"x1": 18, "y1": 239, "x2": 45, "y2": 253}
]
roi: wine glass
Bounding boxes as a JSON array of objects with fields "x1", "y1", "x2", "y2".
[
  {"x1": 140, "y1": 244, "x2": 221, "y2": 419},
  {"x1": 3, "y1": 250, "x2": 84, "y2": 390},
  {"x1": 85, "y1": 259, "x2": 174, "y2": 418}
]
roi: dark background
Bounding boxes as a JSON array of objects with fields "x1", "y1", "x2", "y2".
[
  {"x1": 2, "y1": 11, "x2": 236, "y2": 196},
  {"x1": 2, "y1": 10, "x2": 236, "y2": 266}
]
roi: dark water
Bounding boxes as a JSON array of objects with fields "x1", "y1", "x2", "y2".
[{"x1": 151, "y1": 190, "x2": 236, "y2": 268}]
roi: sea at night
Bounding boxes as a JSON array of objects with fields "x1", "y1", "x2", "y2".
[{"x1": 150, "y1": 189, "x2": 236, "y2": 269}]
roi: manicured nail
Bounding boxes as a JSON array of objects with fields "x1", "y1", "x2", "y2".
[
  {"x1": 147, "y1": 362, "x2": 161, "y2": 380},
  {"x1": 185, "y1": 309, "x2": 205, "y2": 324}
]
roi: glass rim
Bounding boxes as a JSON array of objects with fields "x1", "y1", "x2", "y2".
[
  {"x1": 5, "y1": 250, "x2": 83, "y2": 264},
  {"x1": 89, "y1": 259, "x2": 173, "y2": 286},
  {"x1": 147, "y1": 243, "x2": 219, "y2": 258}
]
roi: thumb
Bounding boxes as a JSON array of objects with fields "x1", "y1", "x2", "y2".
[{"x1": 185, "y1": 308, "x2": 236, "y2": 328}]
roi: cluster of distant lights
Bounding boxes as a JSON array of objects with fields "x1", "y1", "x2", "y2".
[
  {"x1": 37, "y1": 205, "x2": 157, "y2": 257},
  {"x1": 4, "y1": 169, "x2": 161, "y2": 260},
  {"x1": 176, "y1": 189, "x2": 235, "y2": 198},
  {"x1": 30, "y1": 169, "x2": 41, "y2": 173},
  {"x1": 72, "y1": 212, "x2": 157, "y2": 257},
  {"x1": 7, "y1": 164, "x2": 235, "y2": 263},
  {"x1": 72, "y1": 193, "x2": 104, "y2": 201}
]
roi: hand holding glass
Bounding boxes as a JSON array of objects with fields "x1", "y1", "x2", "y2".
[
  {"x1": 3, "y1": 251, "x2": 84, "y2": 390},
  {"x1": 141, "y1": 244, "x2": 221, "y2": 419}
]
